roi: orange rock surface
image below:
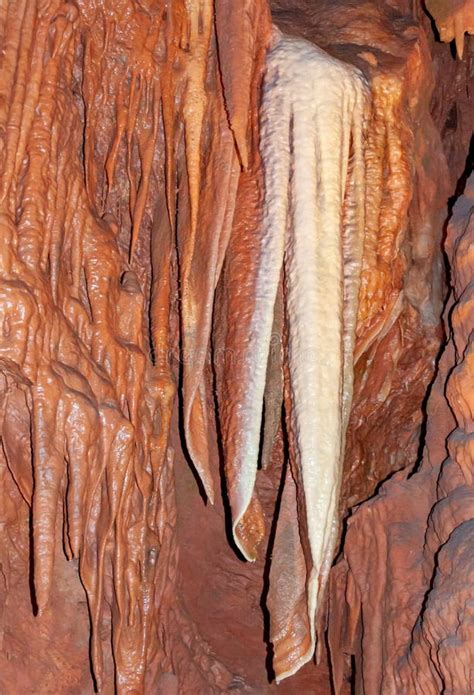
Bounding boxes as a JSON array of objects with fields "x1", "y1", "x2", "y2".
[{"x1": 0, "y1": 0, "x2": 472, "y2": 693}]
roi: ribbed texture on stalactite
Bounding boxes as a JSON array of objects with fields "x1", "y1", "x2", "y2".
[{"x1": 0, "y1": 1, "x2": 271, "y2": 691}]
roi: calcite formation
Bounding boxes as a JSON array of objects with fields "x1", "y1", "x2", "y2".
[
  {"x1": 329, "y1": 173, "x2": 474, "y2": 695},
  {"x1": 0, "y1": 0, "x2": 473, "y2": 693},
  {"x1": 0, "y1": 0, "x2": 270, "y2": 690},
  {"x1": 219, "y1": 32, "x2": 368, "y2": 681},
  {"x1": 426, "y1": 0, "x2": 474, "y2": 57}
]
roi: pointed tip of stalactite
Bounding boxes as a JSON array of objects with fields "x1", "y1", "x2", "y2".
[
  {"x1": 233, "y1": 530, "x2": 258, "y2": 562},
  {"x1": 189, "y1": 449, "x2": 215, "y2": 505},
  {"x1": 186, "y1": 393, "x2": 218, "y2": 506},
  {"x1": 230, "y1": 120, "x2": 249, "y2": 171},
  {"x1": 232, "y1": 503, "x2": 265, "y2": 563},
  {"x1": 234, "y1": 540, "x2": 257, "y2": 563},
  {"x1": 188, "y1": 444, "x2": 215, "y2": 506},
  {"x1": 455, "y1": 27, "x2": 465, "y2": 59},
  {"x1": 452, "y1": 7, "x2": 467, "y2": 59},
  {"x1": 35, "y1": 592, "x2": 48, "y2": 618},
  {"x1": 205, "y1": 484, "x2": 215, "y2": 506},
  {"x1": 34, "y1": 564, "x2": 52, "y2": 618},
  {"x1": 197, "y1": 454, "x2": 215, "y2": 505},
  {"x1": 273, "y1": 635, "x2": 316, "y2": 685},
  {"x1": 235, "y1": 137, "x2": 249, "y2": 172}
]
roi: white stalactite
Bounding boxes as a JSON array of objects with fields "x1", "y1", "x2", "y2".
[{"x1": 226, "y1": 31, "x2": 369, "y2": 681}]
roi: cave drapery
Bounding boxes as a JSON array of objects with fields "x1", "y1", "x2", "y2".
[{"x1": 0, "y1": 0, "x2": 473, "y2": 693}]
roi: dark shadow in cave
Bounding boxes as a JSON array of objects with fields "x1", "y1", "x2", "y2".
[{"x1": 260, "y1": 402, "x2": 288, "y2": 683}]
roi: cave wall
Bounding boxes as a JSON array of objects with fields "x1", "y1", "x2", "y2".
[
  {"x1": 329, "y1": 172, "x2": 474, "y2": 695},
  {"x1": 0, "y1": 0, "x2": 473, "y2": 694},
  {"x1": 270, "y1": 0, "x2": 473, "y2": 510},
  {"x1": 0, "y1": 1, "x2": 271, "y2": 691}
]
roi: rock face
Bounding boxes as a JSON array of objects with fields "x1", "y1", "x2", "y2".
[
  {"x1": 0, "y1": 1, "x2": 271, "y2": 691},
  {"x1": 329, "y1": 174, "x2": 474, "y2": 695},
  {"x1": 0, "y1": 0, "x2": 473, "y2": 694},
  {"x1": 426, "y1": 0, "x2": 474, "y2": 58}
]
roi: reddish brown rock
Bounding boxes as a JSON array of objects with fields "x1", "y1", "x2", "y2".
[
  {"x1": 0, "y1": 0, "x2": 473, "y2": 693},
  {"x1": 329, "y1": 173, "x2": 474, "y2": 694}
]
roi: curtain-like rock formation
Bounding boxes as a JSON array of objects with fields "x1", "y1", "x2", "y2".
[
  {"x1": 216, "y1": 31, "x2": 368, "y2": 681},
  {"x1": 0, "y1": 1, "x2": 271, "y2": 690},
  {"x1": 0, "y1": 0, "x2": 473, "y2": 693}
]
